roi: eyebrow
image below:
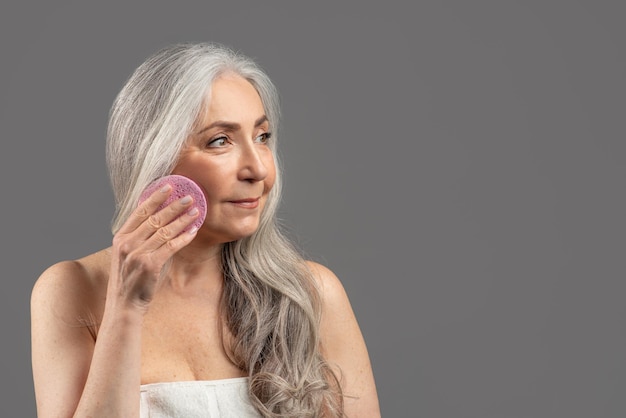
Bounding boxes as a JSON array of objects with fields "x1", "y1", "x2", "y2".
[{"x1": 195, "y1": 115, "x2": 268, "y2": 135}]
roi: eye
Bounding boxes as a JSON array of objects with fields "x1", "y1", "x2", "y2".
[
  {"x1": 255, "y1": 132, "x2": 272, "y2": 144},
  {"x1": 206, "y1": 136, "x2": 228, "y2": 148}
]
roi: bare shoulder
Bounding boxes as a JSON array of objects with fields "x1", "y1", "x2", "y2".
[
  {"x1": 31, "y1": 249, "x2": 110, "y2": 326},
  {"x1": 304, "y1": 260, "x2": 356, "y2": 340},
  {"x1": 304, "y1": 260, "x2": 361, "y2": 330},
  {"x1": 307, "y1": 261, "x2": 380, "y2": 418},
  {"x1": 304, "y1": 261, "x2": 381, "y2": 416},
  {"x1": 304, "y1": 260, "x2": 349, "y2": 306},
  {"x1": 31, "y1": 249, "x2": 112, "y2": 416}
]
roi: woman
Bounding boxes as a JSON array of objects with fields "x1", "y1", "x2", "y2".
[{"x1": 31, "y1": 43, "x2": 380, "y2": 417}]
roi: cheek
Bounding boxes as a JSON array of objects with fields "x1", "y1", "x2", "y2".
[
  {"x1": 173, "y1": 162, "x2": 224, "y2": 203},
  {"x1": 200, "y1": 184, "x2": 221, "y2": 205},
  {"x1": 264, "y1": 158, "x2": 277, "y2": 193}
]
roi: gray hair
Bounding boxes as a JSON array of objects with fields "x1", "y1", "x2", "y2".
[{"x1": 105, "y1": 43, "x2": 342, "y2": 417}]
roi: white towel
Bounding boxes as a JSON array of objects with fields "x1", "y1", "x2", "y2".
[{"x1": 140, "y1": 377, "x2": 261, "y2": 418}]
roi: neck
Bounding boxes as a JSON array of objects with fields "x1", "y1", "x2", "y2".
[{"x1": 166, "y1": 240, "x2": 223, "y2": 290}]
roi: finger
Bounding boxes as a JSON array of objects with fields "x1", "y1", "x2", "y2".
[
  {"x1": 141, "y1": 206, "x2": 200, "y2": 253},
  {"x1": 152, "y1": 224, "x2": 199, "y2": 261},
  {"x1": 118, "y1": 183, "x2": 173, "y2": 234},
  {"x1": 134, "y1": 194, "x2": 196, "y2": 241}
]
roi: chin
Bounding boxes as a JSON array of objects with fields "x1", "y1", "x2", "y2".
[
  {"x1": 233, "y1": 224, "x2": 262, "y2": 240},
  {"x1": 205, "y1": 222, "x2": 261, "y2": 244}
]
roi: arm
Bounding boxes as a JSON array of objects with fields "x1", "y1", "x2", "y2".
[
  {"x1": 308, "y1": 262, "x2": 381, "y2": 418},
  {"x1": 31, "y1": 185, "x2": 199, "y2": 417},
  {"x1": 31, "y1": 261, "x2": 145, "y2": 417}
]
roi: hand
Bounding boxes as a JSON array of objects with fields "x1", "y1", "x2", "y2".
[{"x1": 108, "y1": 183, "x2": 200, "y2": 311}]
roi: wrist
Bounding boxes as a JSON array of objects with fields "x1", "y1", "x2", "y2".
[{"x1": 102, "y1": 299, "x2": 147, "y2": 328}]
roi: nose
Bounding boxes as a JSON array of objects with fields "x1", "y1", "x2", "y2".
[{"x1": 238, "y1": 143, "x2": 269, "y2": 182}]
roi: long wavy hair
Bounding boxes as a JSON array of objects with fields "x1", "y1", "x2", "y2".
[{"x1": 106, "y1": 43, "x2": 343, "y2": 417}]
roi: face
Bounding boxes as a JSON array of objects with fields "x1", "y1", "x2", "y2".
[{"x1": 173, "y1": 74, "x2": 276, "y2": 244}]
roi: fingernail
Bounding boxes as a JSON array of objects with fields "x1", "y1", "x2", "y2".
[
  {"x1": 188, "y1": 226, "x2": 199, "y2": 235},
  {"x1": 188, "y1": 207, "x2": 199, "y2": 216},
  {"x1": 160, "y1": 184, "x2": 172, "y2": 193},
  {"x1": 180, "y1": 195, "x2": 192, "y2": 205}
]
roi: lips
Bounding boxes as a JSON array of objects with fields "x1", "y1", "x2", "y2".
[{"x1": 228, "y1": 197, "x2": 260, "y2": 209}]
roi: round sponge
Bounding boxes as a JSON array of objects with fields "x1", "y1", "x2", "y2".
[{"x1": 138, "y1": 175, "x2": 207, "y2": 232}]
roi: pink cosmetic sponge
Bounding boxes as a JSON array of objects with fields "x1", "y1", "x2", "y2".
[{"x1": 138, "y1": 175, "x2": 207, "y2": 232}]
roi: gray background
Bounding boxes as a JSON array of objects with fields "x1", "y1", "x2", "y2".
[{"x1": 1, "y1": 1, "x2": 624, "y2": 417}]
